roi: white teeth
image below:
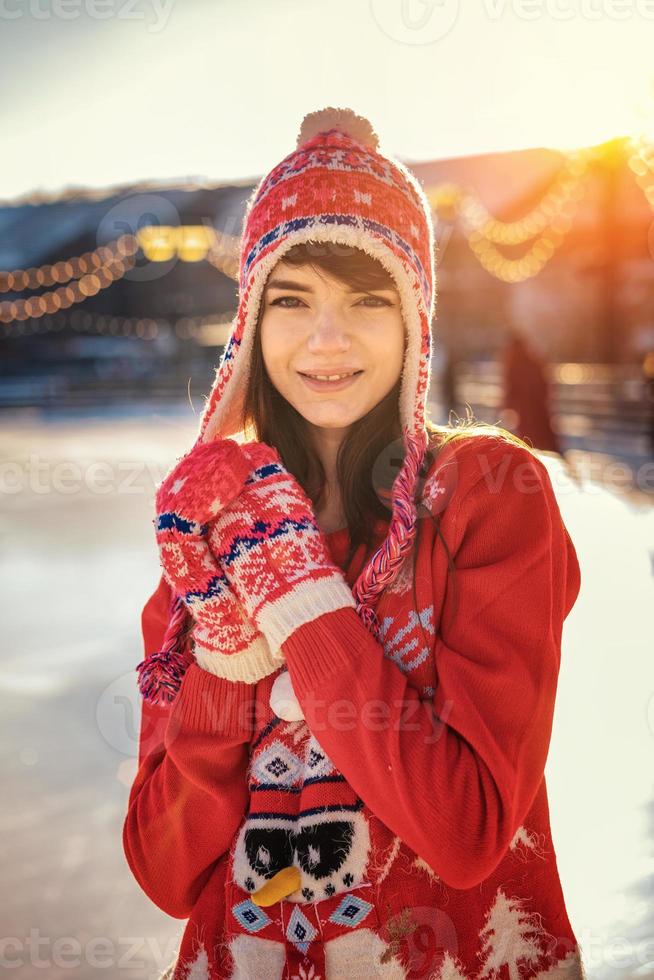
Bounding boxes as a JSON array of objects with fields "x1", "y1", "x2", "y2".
[{"x1": 305, "y1": 372, "x2": 357, "y2": 381}]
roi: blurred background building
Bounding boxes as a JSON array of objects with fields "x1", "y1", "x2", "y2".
[{"x1": 2, "y1": 135, "x2": 653, "y2": 472}]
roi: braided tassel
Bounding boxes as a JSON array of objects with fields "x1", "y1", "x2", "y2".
[
  {"x1": 352, "y1": 426, "x2": 428, "y2": 639},
  {"x1": 136, "y1": 592, "x2": 192, "y2": 705},
  {"x1": 355, "y1": 602, "x2": 382, "y2": 640}
]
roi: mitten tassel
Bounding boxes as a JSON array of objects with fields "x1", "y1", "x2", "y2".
[{"x1": 136, "y1": 593, "x2": 191, "y2": 705}]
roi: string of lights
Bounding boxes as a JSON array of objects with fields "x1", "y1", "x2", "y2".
[
  {"x1": 0, "y1": 235, "x2": 138, "y2": 293},
  {"x1": 464, "y1": 226, "x2": 568, "y2": 284},
  {"x1": 1, "y1": 136, "x2": 653, "y2": 323},
  {"x1": 0, "y1": 252, "x2": 136, "y2": 325},
  {"x1": 426, "y1": 146, "x2": 598, "y2": 282},
  {"x1": 426, "y1": 138, "x2": 654, "y2": 282},
  {"x1": 136, "y1": 224, "x2": 240, "y2": 278},
  {"x1": 455, "y1": 147, "x2": 593, "y2": 246},
  {"x1": 2, "y1": 308, "x2": 234, "y2": 339}
]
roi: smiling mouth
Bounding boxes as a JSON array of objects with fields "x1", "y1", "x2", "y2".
[
  {"x1": 298, "y1": 371, "x2": 364, "y2": 391},
  {"x1": 300, "y1": 371, "x2": 363, "y2": 380}
]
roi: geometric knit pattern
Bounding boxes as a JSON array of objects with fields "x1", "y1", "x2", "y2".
[
  {"x1": 153, "y1": 438, "x2": 280, "y2": 684},
  {"x1": 207, "y1": 446, "x2": 357, "y2": 660}
]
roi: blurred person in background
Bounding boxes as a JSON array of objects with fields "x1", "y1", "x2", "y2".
[
  {"x1": 440, "y1": 340, "x2": 461, "y2": 423},
  {"x1": 642, "y1": 350, "x2": 654, "y2": 458},
  {"x1": 501, "y1": 326, "x2": 561, "y2": 454}
]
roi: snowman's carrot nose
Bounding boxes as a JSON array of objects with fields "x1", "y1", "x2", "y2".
[{"x1": 251, "y1": 866, "x2": 302, "y2": 907}]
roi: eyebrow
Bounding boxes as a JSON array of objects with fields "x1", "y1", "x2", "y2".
[{"x1": 265, "y1": 277, "x2": 397, "y2": 294}]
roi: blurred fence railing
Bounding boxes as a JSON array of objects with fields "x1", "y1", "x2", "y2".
[
  {"x1": 451, "y1": 361, "x2": 653, "y2": 465},
  {"x1": 1, "y1": 360, "x2": 652, "y2": 466},
  {"x1": 0, "y1": 368, "x2": 214, "y2": 409}
]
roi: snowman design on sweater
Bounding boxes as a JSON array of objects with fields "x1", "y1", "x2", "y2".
[
  {"x1": 230, "y1": 720, "x2": 372, "y2": 902},
  {"x1": 227, "y1": 543, "x2": 435, "y2": 903}
]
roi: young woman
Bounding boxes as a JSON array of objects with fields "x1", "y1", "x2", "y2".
[{"x1": 123, "y1": 108, "x2": 585, "y2": 980}]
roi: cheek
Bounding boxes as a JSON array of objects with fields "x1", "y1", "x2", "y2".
[
  {"x1": 377, "y1": 319, "x2": 406, "y2": 381},
  {"x1": 260, "y1": 319, "x2": 273, "y2": 365},
  {"x1": 260, "y1": 320, "x2": 289, "y2": 372}
]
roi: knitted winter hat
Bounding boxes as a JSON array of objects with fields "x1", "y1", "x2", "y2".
[{"x1": 150, "y1": 107, "x2": 437, "y2": 685}]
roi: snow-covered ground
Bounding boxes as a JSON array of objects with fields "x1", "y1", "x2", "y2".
[{"x1": 1, "y1": 405, "x2": 652, "y2": 980}]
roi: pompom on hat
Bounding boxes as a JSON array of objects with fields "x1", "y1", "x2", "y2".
[{"x1": 143, "y1": 107, "x2": 438, "y2": 699}]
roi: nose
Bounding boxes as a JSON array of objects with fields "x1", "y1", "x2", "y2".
[{"x1": 306, "y1": 308, "x2": 351, "y2": 355}]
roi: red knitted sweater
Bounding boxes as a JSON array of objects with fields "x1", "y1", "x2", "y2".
[{"x1": 123, "y1": 435, "x2": 586, "y2": 980}]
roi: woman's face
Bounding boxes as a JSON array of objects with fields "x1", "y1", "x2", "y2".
[{"x1": 260, "y1": 258, "x2": 405, "y2": 434}]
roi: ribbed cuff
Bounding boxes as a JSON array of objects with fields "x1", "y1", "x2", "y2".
[
  {"x1": 193, "y1": 634, "x2": 281, "y2": 684},
  {"x1": 256, "y1": 575, "x2": 356, "y2": 656},
  {"x1": 167, "y1": 662, "x2": 256, "y2": 737},
  {"x1": 282, "y1": 607, "x2": 367, "y2": 694}
]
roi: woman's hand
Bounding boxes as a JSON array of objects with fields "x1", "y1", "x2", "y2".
[
  {"x1": 155, "y1": 437, "x2": 253, "y2": 530},
  {"x1": 207, "y1": 441, "x2": 356, "y2": 658},
  {"x1": 152, "y1": 438, "x2": 281, "y2": 685}
]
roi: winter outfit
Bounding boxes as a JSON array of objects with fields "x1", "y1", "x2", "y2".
[{"x1": 123, "y1": 107, "x2": 586, "y2": 979}]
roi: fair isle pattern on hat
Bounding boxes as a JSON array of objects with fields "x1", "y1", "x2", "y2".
[{"x1": 196, "y1": 106, "x2": 437, "y2": 633}]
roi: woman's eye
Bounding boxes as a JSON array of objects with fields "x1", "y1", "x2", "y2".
[
  {"x1": 269, "y1": 294, "x2": 392, "y2": 309},
  {"x1": 358, "y1": 295, "x2": 391, "y2": 307},
  {"x1": 270, "y1": 296, "x2": 304, "y2": 308}
]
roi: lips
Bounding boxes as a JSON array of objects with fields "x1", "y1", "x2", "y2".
[
  {"x1": 299, "y1": 370, "x2": 363, "y2": 380},
  {"x1": 298, "y1": 371, "x2": 364, "y2": 392}
]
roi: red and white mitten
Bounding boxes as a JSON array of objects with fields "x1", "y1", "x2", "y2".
[
  {"x1": 145, "y1": 438, "x2": 280, "y2": 692},
  {"x1": 207, "y1": 441, "x2": 356, "y2": 658}
]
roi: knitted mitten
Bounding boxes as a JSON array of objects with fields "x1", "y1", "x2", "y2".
[
  {"x1": 207, "y1": 441, "x2": 356, "y2": 658},
  {"x1": 153, "y1": 438, "x2": 280, "y2": 685}
]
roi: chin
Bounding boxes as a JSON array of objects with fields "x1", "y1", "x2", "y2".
[
  {"x1": 300, "y1": 407, "x2": 363, "y2": 429},
  {"x1": 311, "y1": 419, "x2": 357, "y2": 430}
]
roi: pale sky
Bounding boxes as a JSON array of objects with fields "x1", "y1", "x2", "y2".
[{"x1": 2, "y1": 0, "x2": 654, "y2": 201}]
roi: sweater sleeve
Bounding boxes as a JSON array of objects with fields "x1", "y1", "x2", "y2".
[
  {"x1": 122, "y1": 575, "x2": 254, "y2": 918},
  {"x1": 282, "y1": 445, "x2": 581, "y2": 891}
]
